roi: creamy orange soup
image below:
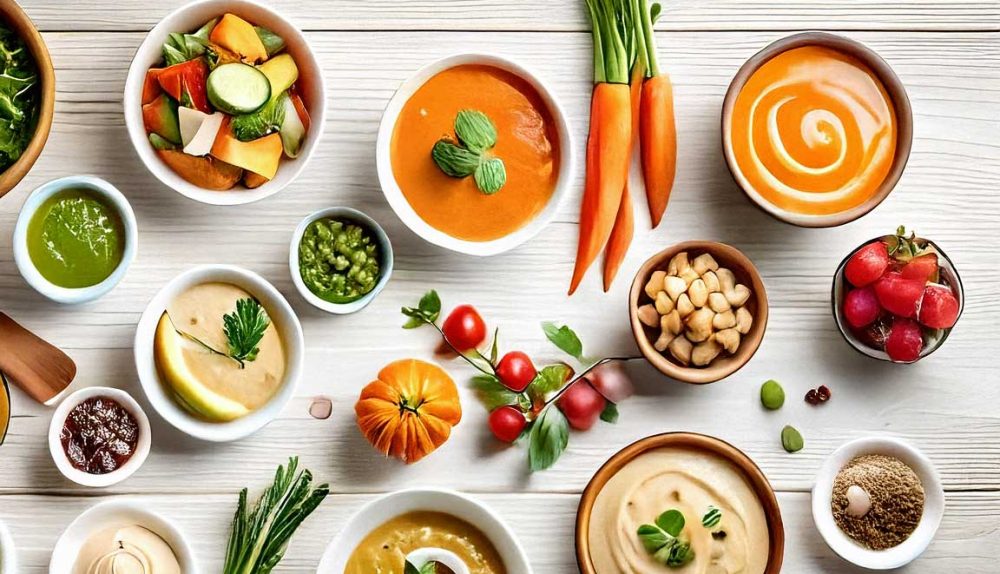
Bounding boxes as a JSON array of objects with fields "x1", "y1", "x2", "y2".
[
  {"x1": 390, "y1": 64, "x2": 560, "y2": 242},
  {"x1": 730, "y1": 45, "x2": 897, "y2": 216}
]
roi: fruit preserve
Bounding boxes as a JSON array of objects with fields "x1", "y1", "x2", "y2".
[{"x1": 60, "y1": 396, "x2": 139, "y2": 474}]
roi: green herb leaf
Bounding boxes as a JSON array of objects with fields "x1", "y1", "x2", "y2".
[
  {"x1": 404, "y1": 560, "x2": 439, "y2": 574},
  {"x1": 637, "y1": 524, "x2": 670, "y2": 553},
  {"x1": 528, "y1": 406, "x2": 569, "y2": 471},
  {"x1": 542, "y1": 322, "x2": 585, "y2": 360},
  {"x1": 760, "y1": 379, "x2": 785, "y2": 410},
  {"x1": 489, "y1": 328, "x2": 500, "y2": 365},
  {"x1": 781, "y1": 425, "x2": 804, "y2": 453},
  {"x1": 600, "y1": 402, "x2": 619, "y2": 423},
  {"x1": 223, "y1": 298, "x2": 270, "y2": 368},
  {"x1": 470, "y1": 374, "x2": 519, "y2": 411},
  {"x1": 474, "y1": 158, "x2": 506, "y2": 195},
  {"x1": 432, "y1": 139, "x2": 480, "y2": 177},
  {"x1": 527, "y1": 364, "x2": 572, "y2": 403},
  {"x1": 656, "y1": 539, "x2": 694, "y2": 568},
  {"x1": 702, "y1": 505, "x2": 722, "y2": 528},
  {"x1": 656, "y1": 509, "x2": 685, "y2": 537},
  {"x1": 402, "y1": 290, "x2": 441, "y2": 328},
  {"x1": 454, "y1": 109, "x2": 498, "y2": 152}
]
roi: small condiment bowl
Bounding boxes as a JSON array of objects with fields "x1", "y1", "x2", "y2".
[
  {"x1": 832, "y1": 235, "x2": 964, "y2": 363},
  {"x1": 47, "y1": 386, "x2": 152, "y2": 488},
  {"x1": 12, "y1": 175, "x2": 138, "y2": 304},
  {"x1": 629, "y1": 241, "x2": 769, "y2": 384},
  {"x1": 289, "y1": 207, "x2": 394, "y2": 314},
  {"x1": 133, "y1": 264, "x2": 304, "y2": 442},
  {"x1": 576, "y1": 432, "x2": 784, "y2": 573},
  {"x1": 123, "y1": 0, "x2": 326, "y2": 206},
  {"x1": 0, "y1": 0, "x2": 55, "y2": 200},
  {"x1": 49, "y1": 499, "x2": 198, "y2": 574},
  {"x1": 375, "y1": 52, "x2": 573, "y2": 256},
  {"x1": 0, "y1": 517, "x2": 16, "y2": 574},
  {"x1": 812, "y1": 436, "x2": 944, "y2": 570},
  {"x1": 721, "y1": 32, "x2": 913, "y2": 227},
  {"x1": 317, "y1": 488, "x2": 532, "y2": 573}
]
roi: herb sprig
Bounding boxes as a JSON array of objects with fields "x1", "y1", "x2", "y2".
[
  {"x1": 432, "y1": 110, "x2": 507, "y2": 195},
  {"x1": 638, "y1": 510, "x2": 695, "y2": 568},
  {"x1": 224, "y1": 298, "x2": 271, "y2": 367}
]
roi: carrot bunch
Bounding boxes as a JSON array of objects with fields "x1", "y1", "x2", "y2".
[{"x1": 570, "y1": 0, "x2": 677, "y2": 294}]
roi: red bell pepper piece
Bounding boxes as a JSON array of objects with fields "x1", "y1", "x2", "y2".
[{"x1": 156, "y1": 58, "x2": 210, "y2": 113}]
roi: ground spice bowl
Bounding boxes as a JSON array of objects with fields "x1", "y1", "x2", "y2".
[{"x1": 812, "y1": 436, "x2": 944, "y2": 569}]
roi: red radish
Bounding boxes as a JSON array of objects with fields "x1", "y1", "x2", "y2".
[
  {"x1": 874, "y1": 272, "x2": 925, "y2": 318},
  {"x1": 495, "y1": 351, "x2": 537, "y2": 392},
  {"x1": 586, "y1": 362, "x2": 633, "y2": 403},
  {"x1": 441, "y1": 305, "x2": 487, "y2": 351},
  {"x1": 918, "y1": 285, "x2": 960, "y2": 329},
  {"x1": 845, "y1": 242, "x2": 890, "y2": 287},
  {"x1": 488, "y1": 406, "x2": 527, "y2": 443},
  {"x1": 843, "y1": 287, "x2": 880, "y2": 329},
  {"x1": 885, "y1": 318, "x2": 923, "y2": 362},
  {"x1": 557, "y1": 380, "x2": 606, "y2": 431},
  {"x1": 901, "y1": 253, "x2": 939, "y2": 282}
]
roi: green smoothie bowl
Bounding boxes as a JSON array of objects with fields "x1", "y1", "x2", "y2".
[{"x1": 13, "y1": 175, "x2": 138, "y2": 304}]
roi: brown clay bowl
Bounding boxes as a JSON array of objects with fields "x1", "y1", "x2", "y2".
[
  {"x1": 576, "y1": 432, "x2": 785, "y2": 574},
  {"x1": 0, "y1": 0, "x2": 55, "y2": 199},
  {"x1": 721, "y1": 31, "x2": 912, "y2": 227},
  {"x1": 629, "y1": 241, "x2": 768, "y2": 384}
]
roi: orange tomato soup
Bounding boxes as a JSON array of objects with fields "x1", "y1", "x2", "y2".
[
  {"x1": 730, "y1": 45, "x2": 897, "y2": 215},
  {"x1": 391, "y1": 65, "x2": 560, "y2": 242}
]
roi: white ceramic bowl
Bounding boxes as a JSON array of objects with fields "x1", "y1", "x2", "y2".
[
  {"x1": 12, "y1": 175, "x2": 138, "y2": 304},
  {"x1": 48, "y1": 386, "x2": 152, "y2": 488},
  {"x1": 123, "y1": 0, "x2": 326, "y2": 206},
  {"x1": 49, "y1": 499, "x2": 197, "y2": 574},
  {"x1": 812, "y1": 436, "x2": 945, "y2": 570},
  {"x1": 375, "y1": 53, "x2": 573, "y2": 256},
  {"x1": 0, "y1": 518, "x2": 16, "y2": 574},
  {"x1": 317, "y1": 488, "x2": 532, "y2": 573},
  {"x1": 134, "y1": 264, "x2": 304, "y2": 441},
  {"x1": 289, "y1": 207, "x2": 394, "y2": 314}
]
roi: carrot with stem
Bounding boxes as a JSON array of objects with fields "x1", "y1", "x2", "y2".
[
  {"x1": 570, "y1": 0, "x2": 634, "y2": 295},
  {"x1": 638, "y1": 0, "x2": 676, "y2": 228}
]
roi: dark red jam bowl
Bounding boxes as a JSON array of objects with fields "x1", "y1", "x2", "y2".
[{"x1": 60, "y1": 395, "x2": 139, "y2": 474}]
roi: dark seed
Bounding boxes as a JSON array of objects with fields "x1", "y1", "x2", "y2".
[
  {"x1": 817, "y1": 385, "x2": 831, "y2": 401},
  {"x1": 805, "y1": 389, "x2": 819, "y2": 405}
]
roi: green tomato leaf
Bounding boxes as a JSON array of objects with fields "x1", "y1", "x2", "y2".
[
  {"x1": 474, "y1": 157, "x2": 506, "y2": 195},
  {"x1": 656, "y1": 509, "x2": 685, "y2": 537},
  {"x1": 600, "y1": 402, "x2": 619, "y2": 424},
  {"x1": 454, "y1": 109, "x2": 498, "y2": 152},
  {"x1": 432, "y1": 139, "x2": 480, "y2": 177},
  {"x1": 527, "y1": 364, "x2": 572, "y2": 403},
  {"x1": 541, "y1": 322, "x2": 585, "y2": 360},
  {"x1": 636, "y1": 524, "x2": 669, "y2": 553},
  {"x1": 528, "y1": 406, "x2": 569, "y2": 472},
  {"x1": 470, "y1": 374, "x2": 519, "y2": 411},
  {"x1": 489, "y1": 328, "x2": 500, "y2": 365},
  {"x1": 417, "y1": 289, "x2": 441, "y2": 319}
]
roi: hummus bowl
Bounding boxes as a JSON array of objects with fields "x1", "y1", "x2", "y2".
[{"x1": 576, "y1": 433, "x2": 784, "y2": 574}]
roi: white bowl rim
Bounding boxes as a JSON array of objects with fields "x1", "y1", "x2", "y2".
[
  {"x1": 0, "y1": 517, "x2": 16, "y2": 574},
  {"x1": 133, "y1": 264, "x2": 304, "y2": 442},
  {"x1": 375, "y1": 52, "x2": 574, "y2": 256},
  {"x1": 811, "y1": 435, "x2": 945, "y2": 570},
  {"x1": 12, "y1": 175, "x2": 138, "y2": 305},
  {"x1": 47, "y1": 386, "x2": 152, "y2": 488},
  {"x1": 317, "y1": 487, "x2": 533, "y2": 573},
  {"x1": 48, "y1": 498, "x2": 198, "y2": 574},
  {"x1": 288, "y1": 207, "x2": 394, "y2": 315},
  {"x1": 122, "y1": 0, "x2": 327, "y2": 206}
]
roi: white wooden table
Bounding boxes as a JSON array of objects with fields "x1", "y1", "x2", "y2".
[{"x1": 1, "y1": 1, "x2": 998, "y2": 572}]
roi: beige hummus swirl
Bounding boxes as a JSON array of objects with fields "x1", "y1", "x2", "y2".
[{"x1": 587, "y1": 447, "x2": 769, "y2": 574}]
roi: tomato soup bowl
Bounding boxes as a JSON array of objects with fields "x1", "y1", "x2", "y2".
[
  {"x1": 376, "y1": 53, "x2": 573, "y2": 256},
  {"x1": 722, "y1": 32, "x2": 913, "y2": 227},
  {"x1": 123, "y1": 0, "x2": 326, "y2": 206}
]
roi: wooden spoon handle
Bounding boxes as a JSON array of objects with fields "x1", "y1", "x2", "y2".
[{"x1": 0, "y1": 312, "x2": 76, "y2": 405}]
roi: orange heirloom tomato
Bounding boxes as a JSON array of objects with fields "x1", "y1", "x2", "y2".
[{"x1": 355, "y1": 359, "x2": 462, "y2": 464}]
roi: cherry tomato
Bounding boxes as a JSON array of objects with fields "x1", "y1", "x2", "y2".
[
  {"x1": 495, "y1": 351, "x2": 537, "y2": 392},
  {"x1": 557, "y1": 380, "x2": 606, "y2": 431},
  {"x1": 585, "y1": 362, "x2": 633, "y2": 403},
  {"x1": 488, "y1": 406, "x2": 527, "y2": 443},
  {"x1": 442, "y1": 305, "x2": 486, "y2": 351}
]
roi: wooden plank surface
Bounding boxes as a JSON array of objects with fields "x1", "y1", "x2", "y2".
[{"x1": 1, "y1": 2, "x2": 999, "y2": 573}]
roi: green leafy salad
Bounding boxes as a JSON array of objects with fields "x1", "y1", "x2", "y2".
[{"x1": 0, "y1": 23, "x2": 40, "y2": 171}]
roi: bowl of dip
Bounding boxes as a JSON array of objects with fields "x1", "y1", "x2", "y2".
[
  {"x1": 12, "y1": 176, "x2": 138, "y2": 304},
  {"x1": 0, "y1": 517, "x2": 16, "y2": 574},
  {"x1": 289, "y1": 207, "x2": 393, "y2": 314},
  {"x1": 577, "y1": 432, "x2": 784, "y2": 574},
  {"x1": 134, "y1": 264, "x2": 304, "y2": 442},
  {"x1": 318, "y1": 488, "x2": 531, "y2": 574},
  {"x1": 376, "y1": 53, "x2": 573, "y2": 256},
  {"x1": 722, "y1": 32, "x2": 912, "y2": 227},
  {"x1": 47, "y1": 386, "x2": 152, "y2": 488},
  {"x1": 49, "y1": 499, "x2": 197, "y2": 574}
]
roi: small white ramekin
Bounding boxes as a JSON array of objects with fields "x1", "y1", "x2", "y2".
[
  {"x1": 812, "y1": 436, "x2": 945, "y2": 570},
  {"x1": 289, "y1": 207, "x2": 394, "y2": 314},
  {"x1": 12, "y1": 175, "x2": 138, "y2": 304},
  {"x1": 49, "y1": 499, "x2": 198, "y2": 574},
  {"x1": 0, "y1": 517, "x2": 16, "y2": 574},
  {"x1": 375, "y1": 53, "x2": 573, "y2": 256},
  {"x1": 134, "y1": 264, "x2": 304, "y2": 442},
  {"x1": 48, "y1": 386, "x2": 152, "y2": 488}
]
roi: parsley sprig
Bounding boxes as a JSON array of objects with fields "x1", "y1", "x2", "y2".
[{"x1": 224, "y1": 298, "x2": 270, "y2": 367}]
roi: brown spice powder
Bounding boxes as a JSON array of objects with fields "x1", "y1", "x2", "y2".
[{"x1": 831, "y1": 454, "x2": 925, "y2": 550}]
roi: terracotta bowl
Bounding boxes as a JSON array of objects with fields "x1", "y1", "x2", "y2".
[
  {"x1": 629, "y1": 241, "x2": 768, "y2": 384},
  {"x1": 576, "y1": 432, "x2": 784, "y2": 574},
  {"x1": 721, "y1": 31, "x2": 912, "y2": 227},
  {"x1": 0, "y1": 0, "x2": 55, "y2": 199}
]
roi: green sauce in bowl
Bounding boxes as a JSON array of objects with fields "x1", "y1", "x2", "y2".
[
  {"x1": 26, "y1": 188, "x2": 125, "y2": 288},
  {"x1": 298, "y1": 218, "x2": 380, "y2": 303}
]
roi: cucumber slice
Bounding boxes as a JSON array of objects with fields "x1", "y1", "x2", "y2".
[{"x1": 206, "y1": 63, "x2": 271, "y2": 115}]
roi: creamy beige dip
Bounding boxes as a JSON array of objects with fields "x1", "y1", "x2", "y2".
[
  {"x1": 168, "y1": 282, "x2": 286, "y2": 411},
  {"x1": 74, "y1": 525, "x2": 180, "y2": 574},
  {"x1": 588, "y1": 447, "x2": 769, "y2": 574}
]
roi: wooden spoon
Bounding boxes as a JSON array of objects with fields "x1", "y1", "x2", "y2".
[{"x1": 0, "y1": 312, "x2": 76, "y2": 405}]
